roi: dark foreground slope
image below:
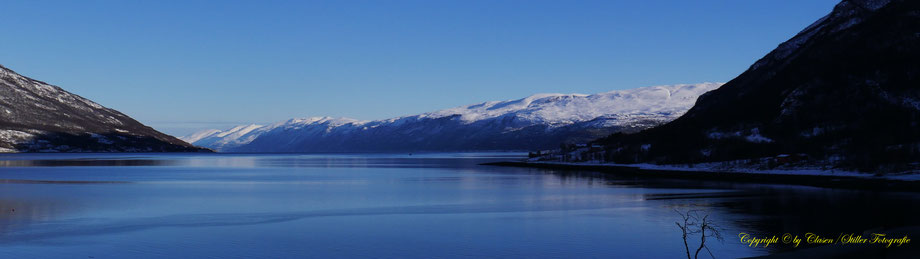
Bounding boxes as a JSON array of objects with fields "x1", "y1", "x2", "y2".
[
  {"x1": 598, "y1": 0, "x2": 920, "y2": 171},
  {"x1": 0, "y1": 64, "x2": 206, "y2": 152}
]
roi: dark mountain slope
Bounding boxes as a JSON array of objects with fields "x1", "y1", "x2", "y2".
[
  {"x1": 598, "y1": 0, "x2": 920, "y2": 171},
  {"x1": 0, "y1": 64, "x2": 206, "y2": 152}
]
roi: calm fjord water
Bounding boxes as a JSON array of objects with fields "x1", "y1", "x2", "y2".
[{"x1": 0, "y1": 153, "x2": 916, "y2": 258}]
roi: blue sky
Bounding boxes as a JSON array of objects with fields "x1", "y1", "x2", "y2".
[{"x1": 1, "y1": 0, "x2": 839, "y2": 136}]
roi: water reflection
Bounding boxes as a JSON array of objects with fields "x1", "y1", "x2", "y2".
[
  {"x1": 0, "y1": 154, "x2": 914, "y2": 257},
  {"x1": 529, "y1": 168, "x2": 920, "y2": 256},
  {"x1": 0, "y1": 153, "x2": 517, "y2": 169},
  {"x1": 0, "y1": 198, "x2": 73, "y2": 239},
  {"x1": 0, "y1": 158, "x2": 176, "y2": 167}
]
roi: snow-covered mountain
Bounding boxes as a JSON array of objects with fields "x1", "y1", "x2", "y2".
[
  {"x1": 598, "y1": 0, "x2": 920, "y2": 171},
  {"x1": 184, "y1": 83, "x2": 721, "y2": 152},
  {"x1": 183, "y1": 124, "x2": 264, "y2": 150},
  {"x1": 0, "y1": 64, "x2": 206, "y2": 152}
]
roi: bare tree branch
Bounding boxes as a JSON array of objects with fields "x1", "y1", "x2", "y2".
[{"x1": 675, "y1": 209, "x2": 723, "y2": 259}]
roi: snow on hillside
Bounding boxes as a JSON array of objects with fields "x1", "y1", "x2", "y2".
[
  {"x1": 419, "y1": 83, "x2": 721, "y2": 125},
  {"x1": 181, "y1": 129, "x2": 222, "y2": 144},
  {"x1": 0, "y1": 64, "x2": 203, "y2": 152},
  {"x1": 183, "y1": 83, "x2": 723, "y2": 151},
  {"x1": 179, "y1": 124, "x2": 265, "y2": 151},
  {"x1": 266, "y1": 117, "x2": 365, "y2": 131}
]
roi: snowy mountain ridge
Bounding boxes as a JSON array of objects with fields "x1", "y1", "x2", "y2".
[
  {"x1": 407, "y1": 83, "x2": 720, "y2": 125},
  {"x1": 183, "y1": 83, "x2": 722, "y2": 152},
  {"x1": 595, "y1": 0, "x2": 920, "y2": 172},
  {"x1": 0, "y1": 64, "x2": 204, "y2": 152}
]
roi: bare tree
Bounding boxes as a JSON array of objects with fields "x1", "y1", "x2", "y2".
[
  {"x1": 675, "y1": 209, "x2": 724, "y2": 259},
  {"x1": 675, "y1": 209, "x2": 695, "y2": 259}
]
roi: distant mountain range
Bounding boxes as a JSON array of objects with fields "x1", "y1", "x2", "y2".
[
  {"x1": 8, "y1": 0, "x2": 910, "y2": 164},
  {"x1": 596, "y1": 0, "x2": 920, "y2": 171},
  {"x1": 183, "y1": 83, "x2": 722, "y2": 152},
  {"x1": 0, "y1": 65, "x2": 205, "y2": 152}
]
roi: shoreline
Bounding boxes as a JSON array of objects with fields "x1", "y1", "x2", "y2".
[{"x1": 482, "y1": 161, "x2": 920, "y2": 192}]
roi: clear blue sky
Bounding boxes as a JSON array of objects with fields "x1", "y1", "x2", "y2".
[{"x1": 1, "y1": 0, "x2": 839, "y2": 136}]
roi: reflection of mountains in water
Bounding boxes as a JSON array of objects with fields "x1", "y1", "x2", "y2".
[
  {"x1": 537, "y1": 169, "x2": 920, "y2": 255},
  {"x1": 2, "y1": 168, "x2": 914, "y2": 255},
  {"x1": 0, "y1": 156, "x2": 915, "y2": 257},
  {"x1": 0, "y1": 155, "x2": 514, "y2": 169},
  {"x1": 0, "y1": 158, "x2": 177, "y2": 167}
]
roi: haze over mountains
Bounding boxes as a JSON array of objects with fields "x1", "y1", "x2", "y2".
[
  {"x1": 597, "y1": 0, "x2": 920, "y2": 171},
  {"x1": 0, "y1": 65, "x2": 205, "y2": 152},
  {"x1": 184, "y1": 83, "x2": 721, "y2": 152}
]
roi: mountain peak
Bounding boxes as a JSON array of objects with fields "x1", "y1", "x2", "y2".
[
  {"x1": 278, "y1": 117, "x2": 365, "y2": 127},
  {"x1": 187, "y1": 83, "x2": 721, "y2": 152},
  {"x1": 420, "y1": 83, "x2": 722, "y2": 125},
  {"x1": 599, "y1": 0, "x2": 920, "y2": 171},
  {"x1": 846, "y1": 0, "x2": 891, "y2": 10},
  {"x1": 0, "y1": 64, "x2": 205, "y2": 152}
]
